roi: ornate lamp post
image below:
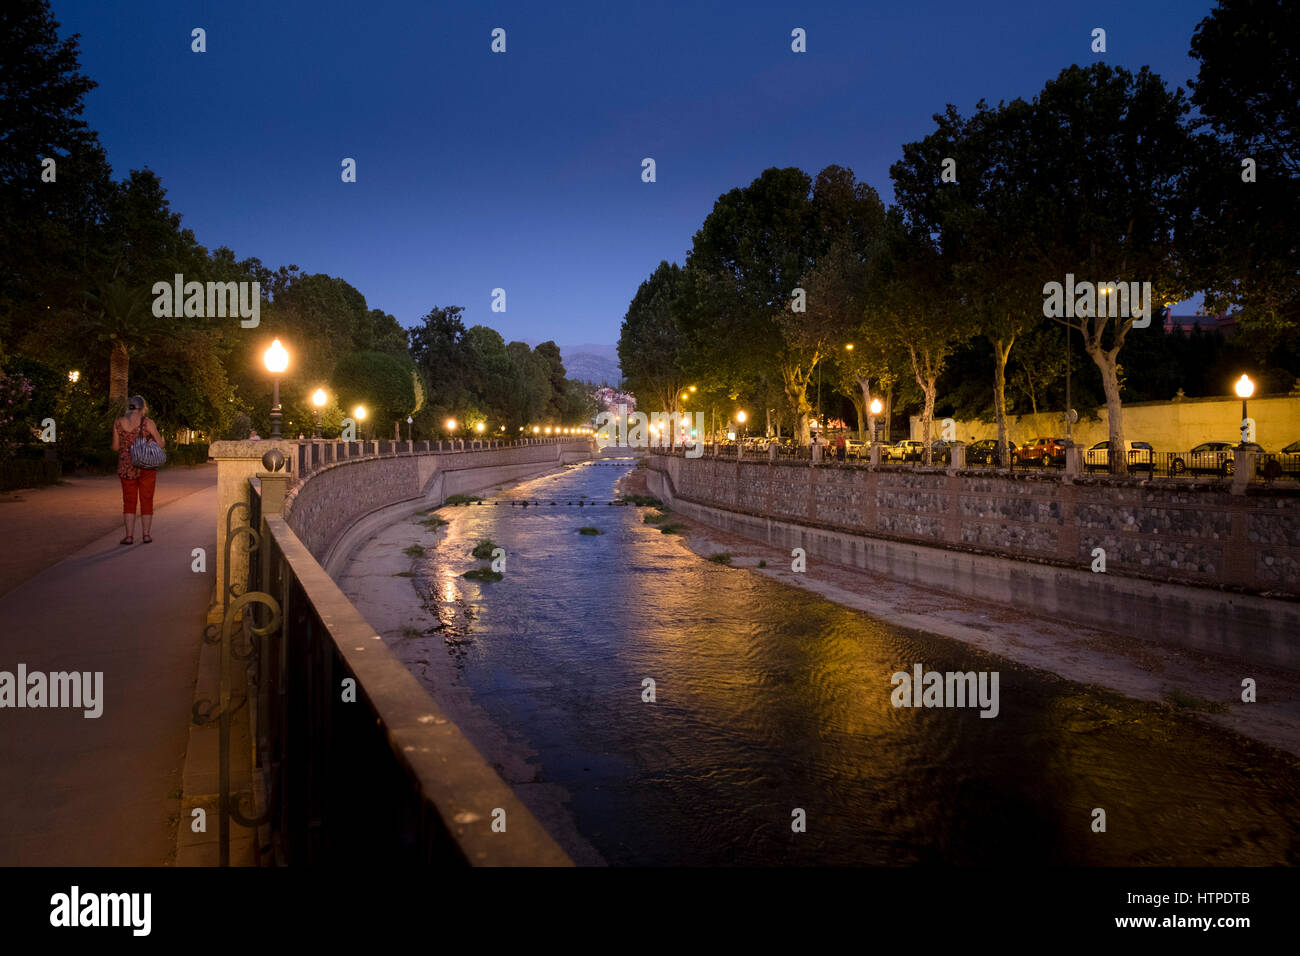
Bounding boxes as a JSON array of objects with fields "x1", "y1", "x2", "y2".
[
  {"x1": 263, "y1": 339, "x2": 289, "y2": 439},
  {"x1": 1236, "y1": 374, "x2": 1255, "y2": 446},
  {"x1": 869, "y1": 398, "x2": 883, "y2": 445}
]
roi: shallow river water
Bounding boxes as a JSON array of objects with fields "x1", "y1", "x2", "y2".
[{"x1": 402, "y1": 460, "x2": 1300, "y2": 866}]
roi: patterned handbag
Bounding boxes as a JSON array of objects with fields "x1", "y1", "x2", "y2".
[{"x1": 130, "y1": 418, "x2": 167, "y2": 469}]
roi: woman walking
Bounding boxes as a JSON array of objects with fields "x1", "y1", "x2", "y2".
[{"x1": 111, "y1": 394, "x2": 165, "y2": 544}]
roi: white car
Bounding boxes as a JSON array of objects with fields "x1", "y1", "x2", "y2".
[
  {"x1": 1084, "y1": 440, "x2": 1154, "y2": 472},
  {"x1": 1173, "y1": 441, "x2": 1264, "y2": 476},
  {"x1": 887, "y1": 440, "x2": 925, "y2": 461}
]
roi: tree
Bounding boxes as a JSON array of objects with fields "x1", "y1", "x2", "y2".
[
  {"x1": 892, "y1": 98, "x2": 1040, "y2": 467},
  {"x1": 1019, "y1": 65, "x2": 1193, "y2": 472},
  {"x1": 504, "y1": 341, "x2": 550, "y2": 430},
  {"x1": 1184, "y1": 0, "x2": 1300, "y2": 347},
  {"x1": 867, "y1": 214, "x2": 970, "y2": 463},
  {"x1": 680, "y1": 165, "x2": 884, "y2": 445},
  {"x1": 618, "y1": 261, "x2": 689, "y2": 415},
  {"x1": 0, "y1": 0, "x2": 113, "y2": 344},
  {"x1": 331, "y1": 351, "x2": 416, "y2": 431}
]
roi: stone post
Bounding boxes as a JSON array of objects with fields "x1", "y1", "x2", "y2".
[
  {"x1": 768, "y1": 443, "x2": 777, "y2": 463},
  {"x1": 1231, "y1": 447, "x2": 1255, "y2": 495},
  {"x1": 736, "y1": 441, "x2": 744, "y2": 461},
  {"x1": 812, "y1": 443, "x2": 823, "y2": 464},
  {"x1": 208, "y1": 440, "x2": 298, "y2": 621},
  {"x1": 949, "y1": 444, "x2": 966, "y2": 469},
  {"x1": 870, "y1": 443, "x2": 881, "y2": 467},
  {"x1": 1065, "y1": 445, "x2": 1083, "y2": 477}
]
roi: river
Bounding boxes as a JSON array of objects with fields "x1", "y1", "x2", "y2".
[{"x1": 395, "y1": 459, "x2": 1300, "y2": 866}]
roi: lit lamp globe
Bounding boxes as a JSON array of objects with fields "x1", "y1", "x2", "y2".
[
  {"x1": 310, "y1": 388, "x2": 327, "y2": 438},
  {"x1": 869, "y1": 398, "x2": 883, "y2": 445},
  {"x1": 263, "y1": 339, "x2": 290, "y2": 438},
  {"x1": 475, "y1": 422, "x2": 485, "y2": 433},
  {"x1": 354, "y1": 405, "x2": 367, "y2": 421}
]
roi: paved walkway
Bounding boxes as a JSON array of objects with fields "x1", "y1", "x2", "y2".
[
  {"x1": 0, "y1": 465, "x2": 217, "y2": 864},
  {"x1": 0, "y1": 466, "x2": 218, "y2": 599}
]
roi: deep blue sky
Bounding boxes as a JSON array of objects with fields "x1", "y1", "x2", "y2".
[{"x1": 56, "y1": 0, "x2": 1215, "y2": 345}]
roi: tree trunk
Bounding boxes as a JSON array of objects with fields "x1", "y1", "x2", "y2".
[
  {"x1": 856, "y1": 376, "x2": 873, "y2": 442},
  {"x1": 1088, "y1": 344, "x2": 1126, "y2": 475},
  {"x1": 991, "y1": 337, "x2": 1012, "y2": 467},
  {"x1": 109, "y1": 338, "x2": 129, "y2": 413},
  {"x1": 782, "y1": 365, "x2": 813, "y2": 446},
  {"x1": 883, "y1": 387, "x2": 893, "y2": 443}
]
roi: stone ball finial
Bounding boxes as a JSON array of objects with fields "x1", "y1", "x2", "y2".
[{"x1": 261, "y1": 448, "x2": 286, "y2": 472}]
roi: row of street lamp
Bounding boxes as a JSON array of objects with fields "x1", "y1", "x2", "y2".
[{"x1": 264, "y1": 339, "x2": 590, "y2": 440}]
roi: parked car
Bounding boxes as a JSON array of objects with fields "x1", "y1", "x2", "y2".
[
  {"x1": 886, "y1": 439, "x2": 925, "y2": 462},
  {"x1": 1084, "y1": 440, "x2": 1154, "y2": 473},
  {"x1": 1020, "y1": 437, "x2": 1069, "y2": 466},
  {"x1": 966, "y1": 439, "x2": 1019, "y2": 466},
  {"x1": 1259, "y1": 439, "x2": 1300, "y2": 479},
  {"x1": 931, "y1": 439, "x2": 961, "y2": 464},
  {"x1": 1172, "y1": 441, "x2": 1265, "y2": 476}
]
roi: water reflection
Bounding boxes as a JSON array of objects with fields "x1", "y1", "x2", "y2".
[{"x1": 407, "y1": 461, "x2": 1300, "y2": 866}]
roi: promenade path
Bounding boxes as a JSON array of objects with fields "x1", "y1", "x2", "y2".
[{"x1": 0, "y1": 464, "x2": 217, "y2": 864}]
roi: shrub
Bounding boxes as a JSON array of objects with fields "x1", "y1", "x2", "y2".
[
  {"x1": 578, "y1": 526, "x2": 604, "y2": 535},
  {"x1": 707, "y1": 553, "x2": 732, "y2": 565},
  {"x1": 463, "y1": 567, "x2": 503, "y2": 582},
  {"x1": 659, "y1": 523, "x2": 685, "y2": 535},
  {"x1": 445, "y1": 493, "x2": 483, "y2": 505},
  {"x1": 0, "y1": 458, "x2": 61, "y2": 492},
  {"x1": 166, "y1": 443, "x2": 210, "y2": 467},
  {"x1": 470, "y1": 539, "x2": 497, "y2": 559},
  {"x1": 402, "y1": 544, "x2": 426, "y2": 557}
]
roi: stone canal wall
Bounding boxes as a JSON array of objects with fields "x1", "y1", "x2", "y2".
[
  {"x1": 282, "y1": 441, "x2": 591, "y2": 574},
  {"x1": 647, "y1": 454, "x2": 1300, "y2": 669}
]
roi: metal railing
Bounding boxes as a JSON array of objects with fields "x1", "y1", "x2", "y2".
[
  {"x1": 651, "y1": 444, "x2": 1300, "y2": 482},
  {"x1": 200, "y1": 475, "x2": 573, "y2": 866}
]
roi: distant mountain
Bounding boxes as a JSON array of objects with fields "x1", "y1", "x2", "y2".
[{"x1": 523, "y1": 341, "x2": 622, "y2": 385}]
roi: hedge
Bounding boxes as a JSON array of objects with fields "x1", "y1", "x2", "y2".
[{"x1": 0, "y1": 458, "x2": 62, "y2": 492}]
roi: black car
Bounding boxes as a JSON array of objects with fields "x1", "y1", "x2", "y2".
[
  {"x1": 931, "y1": 439, "x2": 961, "y2": 464},
  {"x1": 966, "y1": 438, "x2": 1018, "y2": 466}
]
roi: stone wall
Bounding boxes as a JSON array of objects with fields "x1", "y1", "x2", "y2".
[
  {"x1": 650, "y1": 454, "x2": 1300, "y2": 598},
  {"x1": 282, "y1": 441, "x2": 590, "y2": 566}
]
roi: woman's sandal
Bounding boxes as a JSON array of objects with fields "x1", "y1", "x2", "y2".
[
  {"x1": 142, "y1": 535, "x2": 153, "y2": 544},
  {"x1": 120, "y1": 536, "x2": 133, "y2": 545}
]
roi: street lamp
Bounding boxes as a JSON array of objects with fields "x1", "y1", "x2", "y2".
[
  {"x1": 406, "y1": 415, "x2": 413, "y2": 441},
  {"x1": 68, "y1": 370, "x2": 80, "y2": 383},
  {"x1": 869, "y1": 397, "x2": 883, "y2": 445},
  {"x1": 476, "y1": 422, "x2": 485, "y2": 433},
  {"x1": 311, "y1": 388, "x2": 327, "y2": 438},
  {"x1": 263, "y1": 339, "x2": 290, "y2": 439},
  {"x1": 1236, "y1": 374, "x2": 1255, "y2": 446},
  {"x1": 446, "y1": 418, "x2": 457, "y2": 439},
  {"x1": 736, "y1": 409, "x2": 748, "y2": 446}
]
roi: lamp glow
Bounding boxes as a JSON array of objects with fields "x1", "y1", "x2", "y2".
[
  {"x1": 312, "y1": 388, "x2": 328, "y2": 407},
  {"x1": 263, "y1": 339, "x2": 289, "y2": 373},
  {"x1": 1235, "y1": 374, "x2": 1255, "y2": 399}
]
